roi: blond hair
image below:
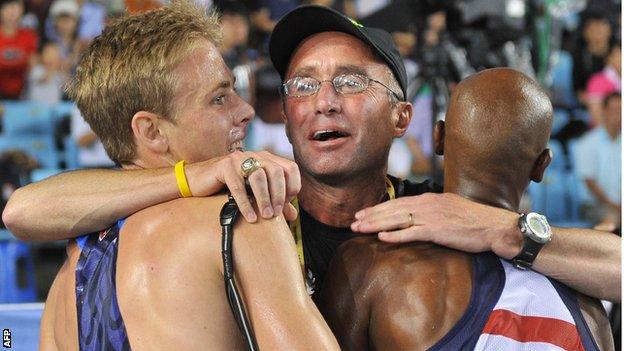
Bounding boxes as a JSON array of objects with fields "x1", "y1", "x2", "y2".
[{"x1": 68, "y1": 1, "x2": 221, "y2": 165}]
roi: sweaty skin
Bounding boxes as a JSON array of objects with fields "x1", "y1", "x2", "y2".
[
  {"x1": 1, "y1": 29, "x2": 620, "y2": 303},
  {"x1": 319, "y1": 68, "x2": 614, "y2": 351},
  {"x1": 38, "y1": 7, "x2": 339, "y2": 349},
  {"x1": 40, "y1": 195, "x2": 338, "y2": 350}
]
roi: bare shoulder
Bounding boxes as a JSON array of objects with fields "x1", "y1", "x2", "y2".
[
  {"x1": 115, "y1": 194, "x2": 253, "y2": 349},
  {"x1": 334, "y1": 236, "x2": 471, "y2": 290},
  {"x1": 332, "y1": 237, "x2": 473, "y2": 350},
  {"x1": 119, "y1": 195, "x2": 230, "y2": 260}
]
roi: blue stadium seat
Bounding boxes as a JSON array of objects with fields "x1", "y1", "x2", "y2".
[
  {"x1": 528, "y1": 169, "x2": 568, "y2": 223},
  {"x1": 63, "y1": 136, "x2": 80, "y2": 169},
  {"x1": 0, "y1": 231, "x2": 37, "y2": 303},
  {"x1": 53, "y1": 101, "x2": 75, "y2": 121},
  {"x1": 1, "y1": 101, "x2": 55, "y2": 136},
  {"x1": 550, "y1": 50, "x2": 576, "y2": 107},
  {"x1": 0, "y1": 135, "x2": 60, "y2": 168},
  {"x1": 567, "y1": 139, "x2": 591, "y2": 204}
]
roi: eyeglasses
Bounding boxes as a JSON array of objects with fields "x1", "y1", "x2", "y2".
[{"x1": 280, "y1": 73, "x2": 401, "y2": 100}]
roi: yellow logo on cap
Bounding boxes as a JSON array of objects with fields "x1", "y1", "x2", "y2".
[{"x1": 348, "y1": 17, "x2": 363, "y2": 28}]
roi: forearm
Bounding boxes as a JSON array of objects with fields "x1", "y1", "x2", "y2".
[
  {"x1": 236, "y1": 218, "x2": 339, "y2": 350},
  {"x1": 3, "y1": 167, "x2": 181, "y2": 241},
  {"x1": 533, "y1": 227, "x2": 621, "y2": 302}
]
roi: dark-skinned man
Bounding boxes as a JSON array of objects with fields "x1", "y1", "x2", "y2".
[{"x1": 320, "y1": 68, "x2": 614, "y2": 351}]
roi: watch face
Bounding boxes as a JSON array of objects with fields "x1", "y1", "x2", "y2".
[{"x1": 526, "y1": 213, "x2": 551, "y2": 243}]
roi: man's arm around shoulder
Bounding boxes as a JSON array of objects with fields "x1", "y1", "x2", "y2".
[{"x1": 117, "y1": 196, "x2": 338, "y2": 350}]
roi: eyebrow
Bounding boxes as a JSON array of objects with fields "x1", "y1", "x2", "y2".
[{"x1": 209, "y1": 76, "x2": 236, "y2": 94}]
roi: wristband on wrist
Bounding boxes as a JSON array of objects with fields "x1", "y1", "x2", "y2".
[{"x1": 175, "y1": 160, "x2": 193, "y2": 198}]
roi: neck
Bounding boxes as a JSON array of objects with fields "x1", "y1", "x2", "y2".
[
  {"x1": 587, "y1": 41, "x2": 609, "y2": 55},
  {"x1": 444, "y1": 169, "x2": 522, "y2": 212},
  {"x1": 298, "y1": 171, "x2": 388, "y2": 228},
  {"x1": 606, "y1": 127, "x2": 620, "y2": 140},
  {"x1": 1, "y1": 24, "x2": 18, "y2": 36}
]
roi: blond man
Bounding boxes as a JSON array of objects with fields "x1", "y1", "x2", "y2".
[{"x1": 38, "y1": 3, "x2": 338, "y2": 350}]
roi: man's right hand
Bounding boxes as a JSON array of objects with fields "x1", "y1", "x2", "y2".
[{"x1": 186, "y1": 151, "x2": 301, "y2": 222}]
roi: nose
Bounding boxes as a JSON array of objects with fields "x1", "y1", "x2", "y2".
[
  {"x1": 233, "y1": 94, "x2": 255, "y2": 126},
  {"x1": 314, "y1": 81, "x2": 342, "y2": 116}
]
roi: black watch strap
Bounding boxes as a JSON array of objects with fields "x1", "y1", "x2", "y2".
[{"x1": 512, "y1": 238, "x2": 545, "y2": 270}]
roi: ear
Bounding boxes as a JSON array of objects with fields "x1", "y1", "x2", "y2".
[
  {"x1": 530, "y1": 149, "x2": 552, "y2": 183},
  {"x1": 392, "y1": 101, "x2": 412, "y2": 137},
  {"x1": 433, "y1": 120, "x2": 445, "y2": 155},
  {"x1": 130, "y1": 111, "x2": 169, "y2": 154}
]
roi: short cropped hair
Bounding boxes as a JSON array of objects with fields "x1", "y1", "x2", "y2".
[{"x1": 68, "y1": 1, "x2": 221, "y2": 165}]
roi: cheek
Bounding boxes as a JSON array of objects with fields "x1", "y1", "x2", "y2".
[{"x1": 284, "y1": 101, "x2": 309, "y2": 133}]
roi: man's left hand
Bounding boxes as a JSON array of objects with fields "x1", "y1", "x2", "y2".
[{"x1": 351, "y1": 193, "x2": 523, "y2": 260}]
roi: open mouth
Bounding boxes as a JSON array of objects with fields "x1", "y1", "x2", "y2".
[
  {"x1": 228, "y1": 140, "x2": 245, "y2": 153},
  {"x1": 311, "y1": 130, "x2": 349, "y2": 142}
]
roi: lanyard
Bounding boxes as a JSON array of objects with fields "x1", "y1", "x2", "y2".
[{"x1": 288, "y1": 177, "x2": 396, "y2": 276}]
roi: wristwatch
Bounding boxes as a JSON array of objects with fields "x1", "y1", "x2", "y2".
[{"x1": 512, "y1": 212, "x2": 552, "y2": 270}]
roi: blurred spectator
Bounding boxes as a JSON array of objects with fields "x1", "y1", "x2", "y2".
[
  {"x1": 22, "y1": 0, "x2": 53, "y2": 40},
  {"x1": 246, "y1": 63, "x2": 293, "y2": 159},
  {"x1": 576, "y1": 92, "x2": 621, "y2": 227},
  {"x1": 45, "y1": 0, "x2": 105, "y2": 53},
  {"x1": 70, "y1": 106, "x2": 114, "y2": 168},
  {"x1": 217, "y1": 1, "x2": 256, "y2": 102},
  {"x1": 75, "y1": 0, "x2": 105, "y2": 42},
  {"x1": 351, "y1": 0, "x2": 389, "y2": 18},
  {"x1": 586, "y1": 43, "x2": 620, "y2": 125},
  {"x1": 47, "y1": 0, "x2": 79, "y2": 71},
  {"x1": 303, "y1": 0, "x2": 350, "y2": 16},
  {"x1": 387, "y1": 139, "x2": 411, "y2": 179},
  {"x1": 27, "y1": 42, "x2": 67, "y2": 104},
  {"x1": 125, "y1": 0, "x2": 163, "y2": 14},
  {"x1": 249, "y1": 0, "x2": 299, "y2": 50},
  {"x1": 572, "y1": 12, "x2": 614, "y2": 101},
  {"x1": 0, "y1": 0, "x2": 38, "y2": 100}
]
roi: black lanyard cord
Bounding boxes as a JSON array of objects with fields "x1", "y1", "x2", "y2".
[{"x1": 220, "y1": 195, "x2": 259, "y2": 351}]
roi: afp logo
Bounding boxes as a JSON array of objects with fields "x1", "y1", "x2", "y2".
[{"x1": 2, "y1": 329, "x2": 10, "y2": 348}]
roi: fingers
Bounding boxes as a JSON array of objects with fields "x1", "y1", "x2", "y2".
[
  {"x1": 261, "y1": 151, "x2": 301, "y2": 205},
  {"x1": 352, "y1": 210, "x2": 416, "y2": 233},
  {"x1": 223, "y1": 167, "x2": 257, "y2": 223},
  {"x1": 247, "y1": 168, "x2": 273, "y2": 219},
  {"x1": 283, "y1": 202, "x2": 298, "y2": 221},
  {"x1": 261, "y1": 159, "x2": 287, "y2": 217},
  {"x1": 378, "y1": 227, "x2": 428, "y2": 244},
  {"x1": 220, "y1": 151, "x2": 301, "y2": 222},
  {"x1": 354, "y1": 197, "x2": 407, "y2": 219}
]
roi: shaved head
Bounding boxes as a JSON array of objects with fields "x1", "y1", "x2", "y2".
[{"x1": 441, "y1": 68, "x2": 553, "y2": 210}]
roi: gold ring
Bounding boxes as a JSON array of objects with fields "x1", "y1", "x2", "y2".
[
  {"x1": 241, "y1": 157, "x2": 262, "y2": 179},
  {"x1": 408, "y1": 212, "x2": 414, "y2": 227}
]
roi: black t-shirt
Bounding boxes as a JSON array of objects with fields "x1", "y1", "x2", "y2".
[{"x1": 298, "y1": 176, "x2": 441, "y2": 301}]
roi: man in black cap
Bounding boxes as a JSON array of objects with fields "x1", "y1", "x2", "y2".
[
  {"x1": 269, "y1": 5, "x2": 620, "y2": 302},
  {"x1": 3, "y1": 5, "x2": 620, "y2": 304}
]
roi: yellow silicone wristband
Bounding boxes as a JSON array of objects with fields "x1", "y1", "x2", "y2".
[{"x1": 174, "y1": 160, "x2": 193, "y2": 198}]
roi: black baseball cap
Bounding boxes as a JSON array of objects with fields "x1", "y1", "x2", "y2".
[{"x1": 269, "y1": 5, "x2": 408, "y2": 101}]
